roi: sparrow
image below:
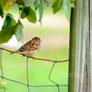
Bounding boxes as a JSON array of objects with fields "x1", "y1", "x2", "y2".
[{"x1": 11, "y1": 37, "x2": 41, "y2": 57}]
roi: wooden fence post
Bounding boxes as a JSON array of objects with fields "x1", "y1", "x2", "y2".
[{"x1": 68, "y1": 0, "x2": 91, "y2": 92}]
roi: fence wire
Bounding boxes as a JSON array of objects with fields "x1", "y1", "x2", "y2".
[{"x1": 0, "y1": 49, "x2": 68, "y2": 92}]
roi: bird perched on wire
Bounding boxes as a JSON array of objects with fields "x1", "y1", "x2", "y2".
[{"x1": 11, "y1": 37, "x2": 41, "y2": 57}]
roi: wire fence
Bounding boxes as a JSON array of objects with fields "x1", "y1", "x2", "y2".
[{"x1": 0, "y1": 49, "x2": 68, "y2": 92}]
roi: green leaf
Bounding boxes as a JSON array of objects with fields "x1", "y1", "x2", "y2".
[
  {"x1": 43, "y1": 0, "x2": 50, "y2": 6},
  {"x1": 71, "y1": 0, "x2": 75, "y2": 7},
  {"x1": 39, "y1": 0, "x2": 43, "y2": 24},
  {"x1": 0, "y1": 5, "x2": 3, "y2": 18},
  {"x1": 21, "y1": 6, "x2": 37, "y2": 23},
  {"x1": 21, "y1": 7, "x2": 29, "y2": 18},
  {"x1": 2, "y1": 13, "x2": 16, "y2": 31},
  {"x1": 34, "y1": 0, "x2": 43, "y2": 24},
  {"x1": 0, "y1": 13, "x2": 17, "y2": 44},
  {"x1": 0, "y1": 24, "x2": 17, "y2": 44},
  {"x1": 63, "y1": 0, "x2": 71, "y2": 21},
  {"x1": 0, "y1": 0, "x2": 5, "y2": 18},
  {"x1": 16, "y1": 0, "x2": 24, "y2": 5},
  {"x1": 15, "y1": 20, "x2": 24, "y2": 42},
  {"x1": 0, "y1": 49, "x2": 2, "y2": 69},
  {"x1": 50, "y1": 0, "x2": 56, "y2": 3},
  {"x1": 24, "y1": 0, "x2": 35, "y2": 6},
  {"x1": 27, "y1": 7, "x2": 37, "y2": 23},
  {"x1": 52, "y1": 0, "x2": 63, "y2": 14}
]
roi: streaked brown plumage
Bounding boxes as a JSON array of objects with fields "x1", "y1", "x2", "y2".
[{"x1": 11, "y1": 37, "x2": 41, "y2": 56}]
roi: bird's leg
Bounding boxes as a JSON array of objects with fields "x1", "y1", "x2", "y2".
[{"x1": 22, "y1": 54, "x2": 26, "y2": 57}]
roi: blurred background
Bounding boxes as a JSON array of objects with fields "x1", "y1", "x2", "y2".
[{"x1": 0, "y1": 5, "x2": 69, "y2": 92}]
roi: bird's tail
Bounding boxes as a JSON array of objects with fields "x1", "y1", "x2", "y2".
[{"x1": 10, "y1": 51, "x2": 19, "y2": 54}]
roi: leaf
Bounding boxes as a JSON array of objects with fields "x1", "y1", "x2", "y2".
[
  {"x1": 25, "y1": 0, "x2": 35, "y2": 6},
  {"x1": 0, "y1": 0, "x2": 5, "y2": 18},
  {"x1": 0, "y1": 24, "x2": 17, "y2": 44},
  {"x1": 0, "y1": 0, "x2": 15, "y2": 11},
  {"x1": 21, "y1": 6, "x2": 37, "y2": 23},
  {"x1": 21, "y1": 7, "x2": 30, "y2": 19},
  {"x1": 34, "y1": 0, "x2": 43, "y2": 24},
  {"x1": 4, "y1": 0, "x2": 15, "y2": 11},
  {"x1": 16, "y1": 0, "x2": 24, "y2": 5},
  {"x1": 52, "y1": 0, "x2": 63, "y2": 14},
  {"x1": 0, "y1": 6, "x2": 3, "y2": 18},
  {"x1": 43, "y1": 0, "x2": 50, "y2": 6},
  {"x1": 15, "y1": 20, "x2": 24, "y2": 42},
  {"x1": 50, "y1": 0, "x2": 56, "y2": 3},
  {"x1": 0, "y1": 49, "x2": 2, "y2": 69},
  {"x1": 0, "y1": 13, "x2": 17, "y2": 44},
  {"x1": 27, "y1": 7, "x2": 37, "y2": 23},
  {"x1": 71, "y1": 0, "x2": 75, "y2": 7},
  {"x1": 39, "y1": 0, "x2": 43, "y2": 24},
  {"x1": 63, "y1": 0, "x2": 71, "y2": 21},
  {"x1": 2, "y1": 13, "x2": 16, "y2": 31}
]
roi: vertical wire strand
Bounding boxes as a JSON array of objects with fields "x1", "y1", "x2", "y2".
[
  {"x1": 26, "y1": 57, "x2": 30, "y2": 92},
  {"x1": 0, "y1": 49, "x2": 6, "y2": 92},
  {"x1": 48, "y1": 62, "x2": 60, "y2": 92}
]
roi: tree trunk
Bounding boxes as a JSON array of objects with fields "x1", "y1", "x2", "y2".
[{"x1": 68, "y1": 0, "x2": 91, "y2": 92}]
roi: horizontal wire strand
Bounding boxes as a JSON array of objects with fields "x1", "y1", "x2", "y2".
[
  {"x1": 0, "y1": 48, "x2": 69, "y2": 63},
  {"x1": 0, "y1": 76, "x2": 68, "y2": 87}
]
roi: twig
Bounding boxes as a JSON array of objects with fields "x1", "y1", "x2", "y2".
[{"x1": 0, "y1": 48, "x2": 69, "y2": 63}]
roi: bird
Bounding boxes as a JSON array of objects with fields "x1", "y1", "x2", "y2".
[{"x1": 11, "y1": 37, "x2": 41, "y2": 57}]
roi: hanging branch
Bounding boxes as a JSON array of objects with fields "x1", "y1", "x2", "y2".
[{"x1": 0, "y1": 48, "x2": 69, "y2": 63}]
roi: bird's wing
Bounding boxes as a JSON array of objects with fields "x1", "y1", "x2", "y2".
[
  {"x1": 18, "y1": 39, "x2": 40, "y2": 52},
  {"x1": 18, "y1": 40, "x2": 33, "y2": 52}
]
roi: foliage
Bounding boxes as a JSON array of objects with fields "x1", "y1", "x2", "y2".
[
  {"x1": 21, "y1": 6, "x2": 37, "y2": 23},
  {"x1": 71, "y1": 0, "x2": 75, "y2": 7},
  {"x1": 0, "y1": 0, "x2": 74, "y2": 44},
  {"x1": 52, "y1": 0, "x2": 63, "y2": 14}
]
